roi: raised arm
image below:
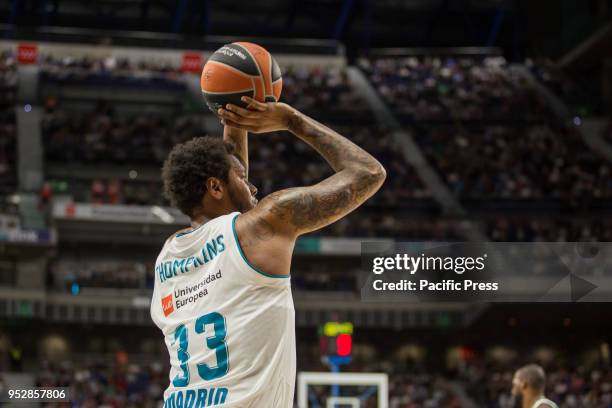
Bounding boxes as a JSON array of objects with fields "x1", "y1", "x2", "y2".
[
  {"x1": 219, "y1": 98, "x2": 385, "y2": 276},
  {"x1": 223, "y1": 125, "x2": 248, "y2": 175},
  {"x1": 220, "y1": 97, "x2": 385, "y2": 237},
  {"x1": 261, "y1": 113, "x2": 386, "y2": 235}
]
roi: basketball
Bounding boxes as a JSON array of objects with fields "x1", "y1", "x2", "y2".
[{"x1": 201, "y1": 42, "x2": 282, "y2": 114}]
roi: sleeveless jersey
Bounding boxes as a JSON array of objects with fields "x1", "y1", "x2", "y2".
[
  {"x1": 532, "y1": 397, "x2": 559, "y2": 408},
  {"x1": 150, "y1": 212, "x2": 296, "y2": 408}
]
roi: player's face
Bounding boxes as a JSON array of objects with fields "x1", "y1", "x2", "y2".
[
  {"x1": 511, "y1": 374, "x2": 523, "y2": 397},
  {"x1": 227, "y1": 156, "x2": 258, "y2": 212}
]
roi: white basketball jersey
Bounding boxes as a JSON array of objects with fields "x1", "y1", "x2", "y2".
[
  {"x1": 151, "y1": 212, "x2": 296, "y2": 408},
  {"x1": 532, "y1": 397, "x2": 558, "y2": 408}
]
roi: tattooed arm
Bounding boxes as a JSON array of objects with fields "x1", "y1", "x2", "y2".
[
  {"x1": 254, "y1": 110, "x2": 387, "y2": 235},
  {"x1": 219, "y1": 97, "x2": 386, "y2": 276}
]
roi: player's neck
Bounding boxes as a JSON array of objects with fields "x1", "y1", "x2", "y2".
[
  {"x1": 191, "y1": 196, "x2": 238, "y2": 228},
  {"x1": 190, "y1": 207, "x2": 233, "y2": 229},
  {"x1": 523, "y1": 391, "x2": 543, "y2": 408},
  {"x1": 190, "y1": 216, "x2": 210, "y2": 229}
]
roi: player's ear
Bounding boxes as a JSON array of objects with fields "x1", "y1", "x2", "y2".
[{"x1": 207, "y1": 177, "x2": 224, "y2": 199}]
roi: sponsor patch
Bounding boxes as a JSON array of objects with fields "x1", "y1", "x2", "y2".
[{"x1": 162, "y1": 294, "x2": 174, "y2": 316}]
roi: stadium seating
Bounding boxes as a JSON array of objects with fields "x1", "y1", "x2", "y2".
[
  {"x1": 32, "y1": 51, "x2": 612, "y2": 298},
  {"x1": 280, "y1": 65, "x2": 373, "y2": 120},
  {"x1": 40, "y1": 62, "x2": 432, "y2": 228},
  {"x1": 27, "y1": 348, "x2": 611, "y2": 408},
  {"x1": 31, "y1": 357, "x2": 461, "y2": 408},
  {"x1": 414, "y1": 124, "x2": 611, "y2": 202},
  {"x1": 359, "y1": 55, "x2": 552, "y2": 121},
  {"x1": 360, "y1": 55, "x2": 612, "y2": 211},
  {"x1": 526, "y1": 57, "x2": 600, "y2": 116},
  {"x1": 42, "y1": 103, "x2": 204, "y2": 165},
  {"x1": 487, "y1": 217, "x2": 612, "y2": 242},
  {"x1": 0, "y1": 49, "x2": 595, "y2": 310},
  {"x1": 40, "y1": 54, "x2": 185, "y2": 90},
  {"x1": 35, "y1": 360, "x2": 167, "y2": 407}
]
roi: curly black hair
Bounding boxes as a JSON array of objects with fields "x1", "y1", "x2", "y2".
[{"x1": 162, "y1": 136, "x2": 235, "y2": 217}]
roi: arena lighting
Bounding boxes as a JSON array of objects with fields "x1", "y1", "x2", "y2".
[{"x1": 152, "y1": 206, "x2": 175, "y2": 223}]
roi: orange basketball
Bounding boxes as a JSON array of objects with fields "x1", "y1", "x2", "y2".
[{"x1": 201, "y1": 42, "x2": 282, "y2": 114}]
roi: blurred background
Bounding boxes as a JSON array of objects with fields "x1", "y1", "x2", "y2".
[{"x1": 1, "y1": 0, "x2": 612, "y2": 407}]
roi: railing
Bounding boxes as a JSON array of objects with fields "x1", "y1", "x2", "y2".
[
  {"x1": 367, "y1": 46, "x2": 502, "y2": 57},
  {"x1": 0, "y1": 25, "x2": 344, "y2": 56},
  {"x1": 0, "y1": 287, "x2": 476, "y2": 328}
]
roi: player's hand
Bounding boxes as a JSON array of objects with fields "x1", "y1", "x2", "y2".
[{"x1": 218, "y1": 96, "x2": 294, "y2": 134}]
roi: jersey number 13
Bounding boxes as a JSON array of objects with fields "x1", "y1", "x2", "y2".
[{"x1": 173, "y1": 312, "x2": 229, "y2": 386}]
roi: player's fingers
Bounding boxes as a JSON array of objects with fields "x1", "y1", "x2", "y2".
[
  {"x1": 226, "y1": 104, "x2": 257, "y2": 118},
  {"x1": 241, "y1": 96, "x2": 267, "y2": 111},
  {"x1": 218, "y1": 108, "x2": 257, "y2": 125},
  {"x1": 220, "y1": 118, "x2": 257, "y2": 132}
]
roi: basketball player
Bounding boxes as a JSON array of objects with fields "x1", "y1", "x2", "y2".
[
  {"x1": 511, "y1": 364, "x2": 558, "y2": 408},
  {"x1": 151, "y1": 96, "x2": 386, "y2": 408}
]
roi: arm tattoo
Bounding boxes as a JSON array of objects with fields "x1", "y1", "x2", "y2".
[
  {"x1": 256, "y1": 110, "x2": 386, "y2": 236},
  {"x1": 264, "y1": 170, "x2": 382, "y2": 233},
  {"x1": 287, "y1": 112, "x2": 372, "y2": 172},
  {"x1": 238, "y1": 214, "x2": 276, "y2": 248}
]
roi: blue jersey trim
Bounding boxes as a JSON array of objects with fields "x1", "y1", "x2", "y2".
[
  {"x1": 231, "y1": 214, "x2": 290, "y2": 279},
  {"x1": 175, "y1": 222, "x2": 206, "y2": 238}
]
